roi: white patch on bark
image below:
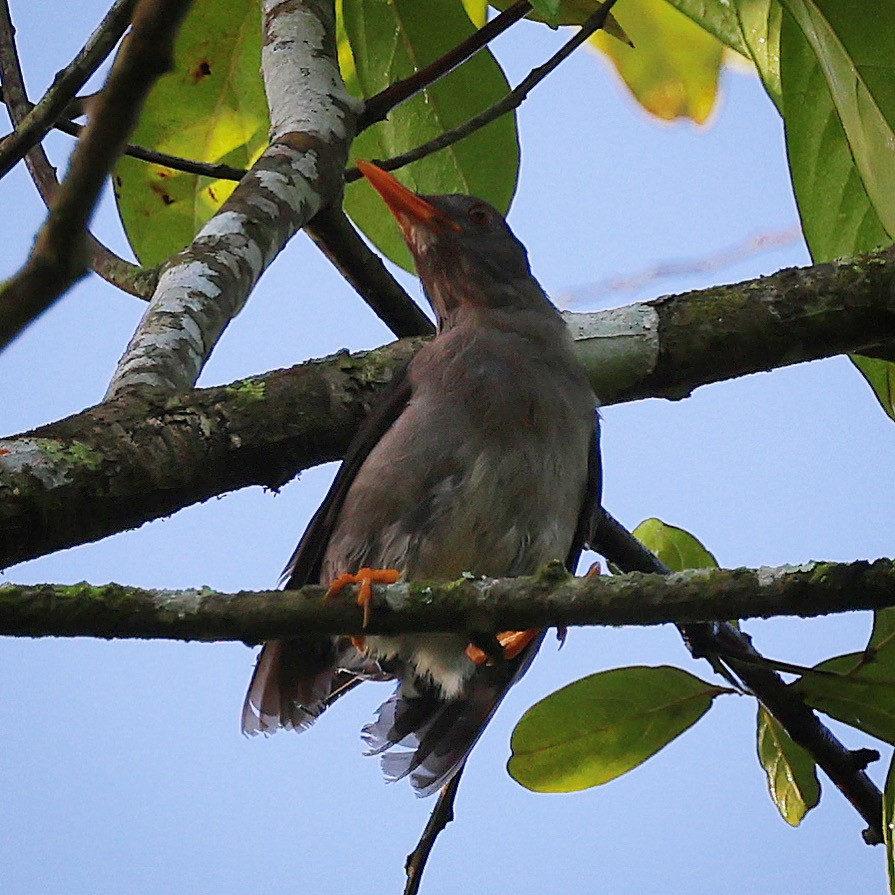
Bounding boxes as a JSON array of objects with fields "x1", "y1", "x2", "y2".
[
  {"x1": 0, "y1": 439, "x2": 74, "y2": 487},
  {"x1": 262, "y1": 5, "x2": 360, "y2": 141},
  {"x1": 564, "y1": 305, "x2": 661, "y2": 397},
  {"x1": 757, "y1": 563, "x2": 816, "y2": 587}
]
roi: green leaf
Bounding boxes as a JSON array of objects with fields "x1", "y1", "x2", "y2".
[
  {"x1": 589, "y1": 0, "x2": 724, "y2": 124},
  {"x1": 852, "y1": 356, "x2": 895, "y2": 422},
  {"x1": 665, "y1": 0, "x2": 749, "y2": 55},
  {"x1": 729, "y1": 0, "x2": 783, "y2": 109},
  {"x1": 508, "y1": 665, "x2": 722, "y2": 792},
  {"x1": 778, "y1": 2, "x2": 895, "y2": 419},
  {"x1": 529, "y1": 0, "x2": 562, "y2": 26},
  {"x1": 794, "y1": 610, "x2": 895, "y2": 744},
  {"x1": 114, "y1": 0, "x2": 269, "y2": 265},
  {"x1": 343, "y1": 0, "x2": 519, "y2": 271},
  {"x1": 780, "y1": 0, "x2": 895, "y2": 239},
  {"x1": 756, "y1": 706, "x2": 820, "y2": 826},
  {"x1": 884, "y1": 752, "x2": 895, "y2": 894},
  {"x1": 632, "y1": 517, "x2": 719, "y2": 571}
]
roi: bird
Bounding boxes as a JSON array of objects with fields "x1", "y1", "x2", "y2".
[{"x1": 242, "y1": 161, "x2": 602, "y2": 797}]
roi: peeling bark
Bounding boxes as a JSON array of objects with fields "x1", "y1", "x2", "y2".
[{"x1": 105, "y1": 0, "x2": 361, "y2": 398}]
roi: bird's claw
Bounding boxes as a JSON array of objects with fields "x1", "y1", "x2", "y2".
[
  {"x1": 325, "y1": 567, "x2": 400, "y2": 628},
  {"x1": 466, "y1": 629, "x2": 540, "y2": 665}
]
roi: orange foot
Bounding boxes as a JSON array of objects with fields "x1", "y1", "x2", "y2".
[
  {"x1": 325, "y1": 567, "x2": 400, "y2": 629},
  {"x1": 466, "y1": 629, "x2": 540, "y2": 666}
]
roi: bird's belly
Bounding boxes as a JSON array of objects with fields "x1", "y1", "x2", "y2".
[{"x1": 360, "y1": 438, "x2": 588, "y2": 699}]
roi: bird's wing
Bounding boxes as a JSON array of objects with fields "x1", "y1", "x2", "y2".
[
  {"x1": 281, "y1": 365, "x2": 414, "y2": 588},
  {"x1": 242, "y1": 365, "x2": 413, "y2": 735},
  {"x1": 567, "y1": 413, "x2": 604, "y2": 571}
]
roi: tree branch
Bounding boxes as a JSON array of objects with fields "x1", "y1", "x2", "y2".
[
  {"x1": 304, "y1": 205, "x2": 434, "y2": 337},
  {"x1": 0, "y1": 0, "x2": 153, "y2": 298},
  {"x1": 357, "y1": 1, "x2": 531, "y2": 131},
  {"x1": 403, "y1": 771, "x2": 463, "y2": 895},
  {"x1": 344, "y1": 0, "x2": 619, "y2": 185},
  {"x1": 2, "y1": 558, "x2": 893, "y2": 640},
  {"x1": 0, "y1": 0, "x2": 191, "y2": 350},
  {"x1": 104, "y1": 0, "x2": 361, "y2": 399},
  {"x1": 2, "y1": 247, "x2": 894, "y2": 568},
  {"x1": 0, "y1": 0, "x2": 136, "y2": 179},
  {"x1": 592, "y1": 512, "x2": 884, "y2": 845}
]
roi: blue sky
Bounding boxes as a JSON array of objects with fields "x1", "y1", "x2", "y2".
[{"x1": 2, "y1": 4, "x2": 893, "y2": 893}]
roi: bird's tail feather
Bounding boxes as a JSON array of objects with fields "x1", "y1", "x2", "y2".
[
  {"x1": 362, "y1": 634, "x2": 545, "y2": 797},
  {"x1": 242, "y1": 638, "x2": 386, "y2": 735}
]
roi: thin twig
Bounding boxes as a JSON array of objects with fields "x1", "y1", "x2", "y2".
[
  {"x1": 404, "y1": 770, "x2": 463, "y2": 895},
  {"x1": 0, "y1": 0, "x2": 136, "y2": 179},
  {"x1": 345, "y1": 0, "x2": 620, "y2": 184},
  {"x1": 0, "y1": 1, "x2": 151, "y2": 298},
  {"x1": 0, "y1": 0, "x2": 193, "y2": 350},
  {"x1": 592, "y1": 511, "x2": 885, "y2": 845},
  {"x1": 47, "y1": 113, "x2": 249, "y2": 181},
  {"x1": 305, "y1": 205, "x2": 434, "y2": 337},
  {"x1": 358, "y1": 1, "x2": 531, "y2": 131}
]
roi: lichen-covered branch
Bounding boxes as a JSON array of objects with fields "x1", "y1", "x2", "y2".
[
  {"x1": 104, "y1": 0, "x2": 361, "y2": 398},
  {"x1": 1, "y1": 246, "x2": 894, "y2": 567},
  {"x1": 0, "y1": 339, "x2": 422, "y2": 568},
  {"x1": 1, "y1": 558, "x2": 893, "y2": 640},
  {"x1": 569, "y1": 244, "x2": 895, "y2": 402}
]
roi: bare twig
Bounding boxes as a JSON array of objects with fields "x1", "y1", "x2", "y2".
[
  {"x1": 404, "y1": 772, "x2": 463, "y2": 895},
  {"x1": 45, "y1": 113, "x2": 249, "y2": 181},
  {"x1": 345, "y1": 0, "x2": 619, "y2": 184},
  {"x1": 305, "y1": 205, "x2": 434, "y2": 337},
  {"x1": 0, "y1": 0, "x2": 192, "y2": 350},
  {"x1": 0, "y1": 1, "x2": 154, "y2": 298},
  {"x1": 358, "y1": 2, "x2": 531, "y2": 130},
  {"x1": 592, "y1": 512, "x2": 885, "y2": 845},
  {"x1": 0, "y1": 0, "x2": 136, "y2": 179}
]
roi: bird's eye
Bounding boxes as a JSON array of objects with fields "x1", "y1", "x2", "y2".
[{"x1": 467, "y1": 204, "x2": 489, "y2": 226}]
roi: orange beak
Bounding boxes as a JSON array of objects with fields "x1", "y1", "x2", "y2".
[{"x1": 356, "y1": 160, "x2": 460, "y2": 236}]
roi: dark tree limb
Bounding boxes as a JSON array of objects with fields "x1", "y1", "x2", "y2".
[
  {"x1": 0, "y1": 0, "x2": 136, "y2": 179},
  {"x1": 2, "y1": 557, "x2": 893, "y2": 639},
  {"x1": 2, "y1": 247, "x2": 895, "y2": 567},
  {"x1": 592, "y1": 512, "x2": 885, "y2": 845},
  {"x1": 0, "y1": 0, "x2": 149, "y2": 297},
  {"x1": 0, "y1": 0, "x2": 192, "y2": 349},
  {"x1": 403, "y1": 771, "x2": 463, "y2": 895},
  {"x1": 304, "y1": 205, "x2": 434, "y2": 337},
  {"x1": 345, "y1": 0, "x2": 620, "y2": 185}
]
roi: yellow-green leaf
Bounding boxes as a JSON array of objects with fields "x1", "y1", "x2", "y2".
[
  {"x1": 461, "y1": 0, "x2": 489, "y2": 27},
  {"x1": 343, "y1": 0, "x2": 519, "y2": 271},
  {"x1": 757, "y1": 706, "x2": 820, "y2": 826},
  {"x1": 590, "y1": 0, "x2": 724, "y2": 124},
  {"x1": 794, "y1": 610, "x2": 895, "y2": 744},
  {"x1": 632, "y1": 517, "x2": 719, "y2": 571},
  {"x1": 114, "y1": 0, "x2": 269, "y2": 266},
  {"x1": 508, "y1": 665, "x2": 722, "y2": 792},
  {"x1": 884, "y1": 752, "x2": 895, "y2": 894}
]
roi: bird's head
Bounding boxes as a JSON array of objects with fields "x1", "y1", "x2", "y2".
[{"x1": 357, "y1": 161, "x2": 554, "y2": 329}]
